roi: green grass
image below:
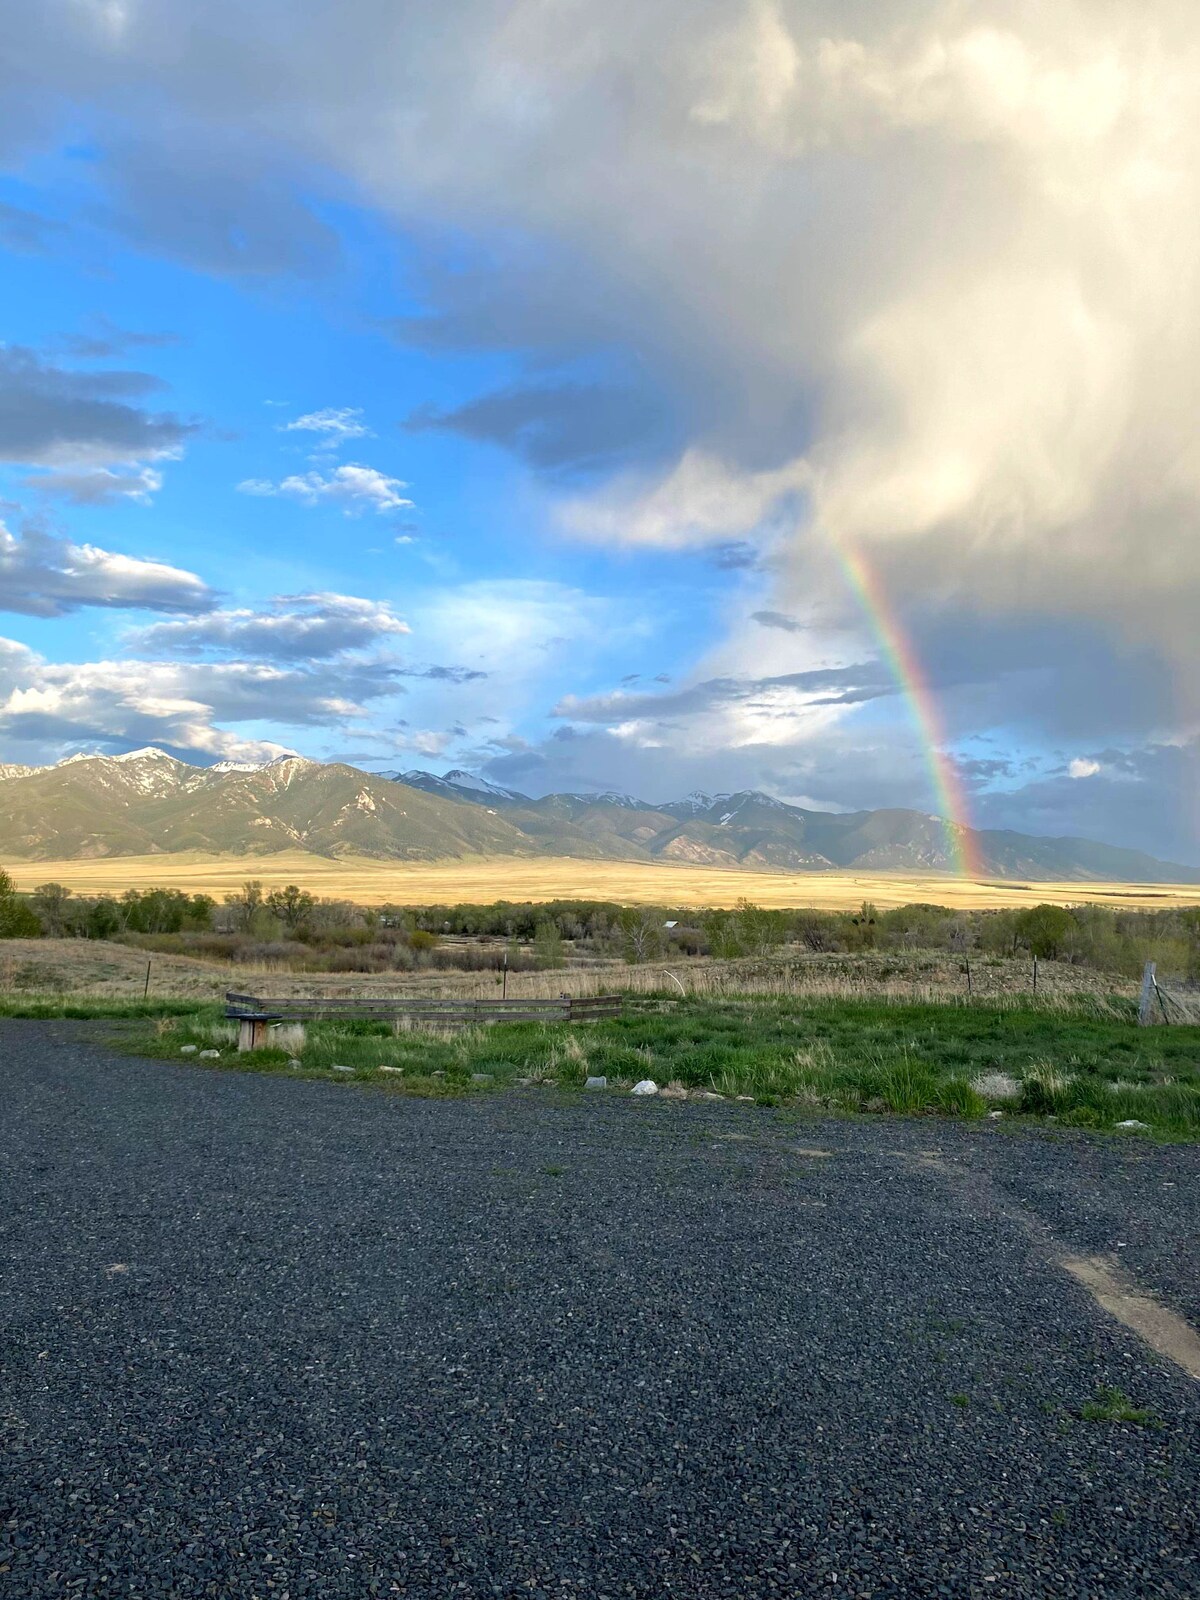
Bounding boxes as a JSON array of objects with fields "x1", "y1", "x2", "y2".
[
  {"x1": 108, "y1": 993, "x2": 1200, "y2": 1139},
  {"x1": 1078, "y1": 1386, "x2": 1162, "y2": 1427},
  {"x1": 0, "y1": 996, "x2": 209, "y2": 1020}
]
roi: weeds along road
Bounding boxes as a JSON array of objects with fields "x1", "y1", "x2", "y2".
[{"x1": 2, "y1": 1021, "x2": 1198, "y2": 1599}]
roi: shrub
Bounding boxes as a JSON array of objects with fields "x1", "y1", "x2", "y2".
[
  {"x1": 0, "y1": 896, "x2": 42, "y2": 938},
  {"x1": 1019, "y1": 1067, "x2": 1077, "y2": 1116},
  {"x1": 935, "y1": 1077, "x2": 987, "y2": 1117},
  {"x1": 873, "y1": 1058, "x2": 939, "y2": 1114}
]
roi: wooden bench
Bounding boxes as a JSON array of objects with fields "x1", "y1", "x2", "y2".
[{"x1": 225, "y1": 991, "x2": 624, "y2": 1051}]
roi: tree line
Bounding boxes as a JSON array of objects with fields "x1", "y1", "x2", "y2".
[{"x1": 1, "y1": 870, "x2": 1197, "y2": 979}]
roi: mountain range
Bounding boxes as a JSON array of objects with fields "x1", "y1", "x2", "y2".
[{"x1": 0, "y1": 748, "x2": 1195, "y2": 883}]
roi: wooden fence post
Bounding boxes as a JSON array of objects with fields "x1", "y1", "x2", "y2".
[{"x1": 1138, "y1": 961, "x2": 1157, "y2": 1027}]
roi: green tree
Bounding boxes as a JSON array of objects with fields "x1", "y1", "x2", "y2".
[
  {"x1": 702, "y1": 910, "x2": 743, "y2": 959},
  {"x1": 1014, "y1": 903, "x2": 1073, "y2": 960},
  {"x1": 533, "y1": 919, "x2": 566, "y2": 969},
  {"x1": 32, "y1": 882, "x2": 72, "y2": 937},
  {"x1": 0, "y1": 867, "x2": 40, "y2": 938},
  {"x1": 265, "y1": 884, "x2": 316, "y2": 933},
  {"x1": 734, "y1": 899, "x2": 785, "y2": 957},
  {"x1": 85, "y1": 897, "x2": 122, "y2": 940}
]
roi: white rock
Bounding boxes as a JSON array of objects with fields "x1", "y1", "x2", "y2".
[
  {"x1": 736, "y1": 1095, "x2": 754, "y2": 1103},
  {"x1": 180, "y1": 1045, "x2": 198, "y2": 1055},
  {"x1": 699, "y1": 1091, "x2": 725, "y2": 1101},
  {"x1": 631, "y1": 1079, "x2": 658, "y2": 1096},
  {"x1": 198, "y1": 1049, "x2": 220, "y2": 1059},
  {"x1": 988, "y1": 1110, "x2": 1004, "y2": 1120},
  {"x1": 332, "y1": 1064, "x2": 354, "y2": 1074},
  {"x1": 1115, "y1": 1119, "x2": 1149, "y2": 1130},
  {"x1": 287, "y1": 1058, "x2": 302, "y2": 1069},
  {"x1": 379, "y1": 1065, "x2": 403, "y2": 1074},
  {"x1": 585, "y1": 1075, "x2": 608, "y2": 1090}
]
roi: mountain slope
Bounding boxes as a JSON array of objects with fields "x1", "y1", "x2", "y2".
[
  {"x1": 0, "y1": 753, "x2": 550, "y2": 862},
  {"x1": 0, "y1": 752, "x2": 1196, "y2": 881}
]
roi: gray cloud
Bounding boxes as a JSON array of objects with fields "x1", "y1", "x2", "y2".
[
  {"x1": 26, "y1": 465, "x2": 163, "y2": 504},
  {"x1": 101, "y1": 132, "x2": 340, "y2": 279},
  {"x1": 126, "y1": 593, "x2": 409, "y2": 661},
  {"x1": 405, "y1": 382, "x2": 674, "y2": 476},
  {"x1": 0, "y1": 344, "x2": 193, "y2": 467},
  {"x1": 58, "y1": 318, "x2": 183, "y2": 360},
  {"x1": 0, "y1": 201, "x2": 64, "y2": 256},
  {"x1": 398, "y1": 664, "x2": 488, "y2": 683},
  {"x1": 4, "y1": 1, "x2": 1199, "y2": 855},
  {"x1": 973, "y1": 740, "x2": 1200, "y2": 868},
  {"x1": 0, "y1": 522, "x2": 214, "y2": 618},
  {"x1": 708, "y1": 542, "x2": 760, "y2": 571},
  {"x1": 752, "y1": 610, "x2": 803, "y2": 633},
  {"x1": 555, "y1": 662, "x2": 900, "y2": 724}
]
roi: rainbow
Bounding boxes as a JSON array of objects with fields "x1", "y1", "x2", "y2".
[{"x1": 837, "y1": 541, "x2": 982, "y2": 880}]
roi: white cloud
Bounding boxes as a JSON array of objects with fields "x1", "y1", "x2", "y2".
[
  {"x1": 281, "y1": 406, "x2": 372, "y2": 444},
  {"x1": 238, "y1": 463, "x2": 413, "y2": 515},
  {"x1": 561, "y1": 450, "x2": 811, "y2": 548},
  {"x1": 7, "y1": 0, "x2": 1200, "y2": 847},
  {"x1": 0, "y1": 521, "x2": 213, "y2": 617},
  {"x1": 126, "y1": 592, "x2": 410, "y2": 659},
  {"x1": 381, "y1": 579, "x2": 638, "y2": 762},
  {"x1": 1069, "y1": 757, "x2": 1101, "y2": 778},
  {"x1": 0, "y1": 637, "x2": 402, "y2": 763}
]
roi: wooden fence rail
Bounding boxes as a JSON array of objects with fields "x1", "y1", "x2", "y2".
[{"x1": 225, "y1": 991, "x2": 623, "y2": 1051}]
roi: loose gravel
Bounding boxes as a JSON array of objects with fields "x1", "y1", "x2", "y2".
[{"x1": 2, "y1": 1019, "x2": 1198, "y2": 1598}]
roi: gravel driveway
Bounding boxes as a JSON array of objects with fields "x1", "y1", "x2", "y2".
[{"x1": 2, "y1": 1019, "x2": 1198, "y2": 1598}]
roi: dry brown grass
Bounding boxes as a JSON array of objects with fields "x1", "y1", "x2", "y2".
[
  {"x1": 6, "y1": 849, "x2": 1199, "y2": 911},
  {"x1": 0, "y1": 937, "x2": 1137, "y2": 1010}
]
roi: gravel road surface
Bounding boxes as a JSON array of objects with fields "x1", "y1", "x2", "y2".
[{"x1": 2, "y1": 1019, "x2": 1198, "y2": 1598}]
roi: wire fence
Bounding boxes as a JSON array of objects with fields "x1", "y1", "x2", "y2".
[{"x1": 1138, "y1": 961, "x2": 1200, "y2": 1025}]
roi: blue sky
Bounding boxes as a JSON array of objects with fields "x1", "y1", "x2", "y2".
[{"x1": 0, "y1": 1, "x2": 1197, "y2": 864}]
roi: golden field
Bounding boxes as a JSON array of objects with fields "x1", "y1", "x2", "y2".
[{"x1": 6, "y1": 850, "x2": 1200, "y2": 910}]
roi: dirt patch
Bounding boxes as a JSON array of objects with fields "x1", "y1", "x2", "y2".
[{"x1": 1062, "y1": 1255, "x2": 1200, "y2": 1381}]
